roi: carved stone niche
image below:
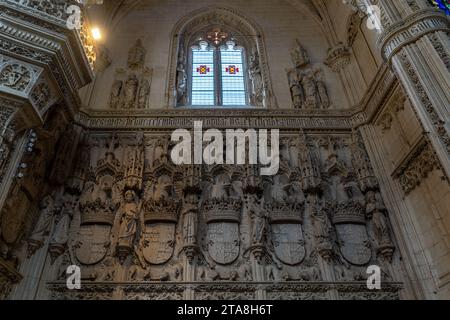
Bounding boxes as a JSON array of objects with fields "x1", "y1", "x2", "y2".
[{"x1": 0, "y1": 56, "x2": 60, "y2": 132}]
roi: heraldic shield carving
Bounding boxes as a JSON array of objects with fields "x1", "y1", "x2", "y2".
[
  {"x1": 333, "y1": 202, "x2": 372, "y2": 266},
  {"x1": 75, "y1": 224, "x2": 111, "y2": 265},
  {"x1": 204, "y1": 199, "x2": 242, "y2": 265},
  {"x1": 269, "y1": 202, "x2": 306, "y2": 266},
  {"x1": 142, "y1": 222, "x2": 176, "y2": 265},
  {"x1": 76, "y1": 180, "x2": 116, "y2": 265},
  {"x1": 272, "y1": 224, "x2": 306, "y2": 266}
]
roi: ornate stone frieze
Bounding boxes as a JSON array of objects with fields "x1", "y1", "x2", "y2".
[{"x1": 392, "y1": 137, "x2": 442, "y2": 195}]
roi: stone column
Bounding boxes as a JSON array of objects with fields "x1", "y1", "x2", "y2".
[{"x1": 375, "y1": 1, "x2": 450, "y2": 177}]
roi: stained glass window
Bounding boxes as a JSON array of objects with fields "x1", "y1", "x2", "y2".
[
  {"x1": 221, "y1": 43, "x2": 246, "y2": 106},
  {"x1": 431, "y1": 0, "x2": 450, "y2": 15},
  {"x1": 191, "y1": 41, "x2": 215, "y2": 106},
  {"x1": 190, "y1": 40, "x2": 248, "y2": 107}
]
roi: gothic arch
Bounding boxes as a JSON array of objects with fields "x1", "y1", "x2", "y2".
[{"x1": 165, "y1": 6, "x2": 277, "y2": 108}]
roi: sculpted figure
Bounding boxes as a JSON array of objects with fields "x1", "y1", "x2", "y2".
[
  {"x1": 153, "y1": 175, "x2": 173, "y2": 203},
  {"x1": 210, "y1": 174, "x2": 230, "y2": 201},
  {"x1": 247, "y1": 196, "x2": 268, "y2": 245},
  {"x1": 110, "y1": 79, "x2": 123, "y2": 109},
  {"x1": 270, "y1": 175, "x2": 289, "y2": 203},
  {"x1": 128, "y1": 39, "x2": 146, "y2": 70},
  {"x1": 248, "y1": 50, "x2": 264, "y2": 104},
  {"x1": 366, "y1": 191, "x2": 391, "y2": 245},
  {"x1": 176, "y1": 47, "x2": 188, "y2": 105},
  {"x1": 287, "y1": 69, "x2": 304, "y2": 108},
  {"x1": 290, "y1": 39, "x2": 310, "y2": 68},
  {"x1": 29, "y1": 195, "x2": 55, "y2": 246},
  {"x1": 50, "y1": 199, "x2": 73, "y2": 247},
  {"x1": 138, "y1": 79, "x2": 150, "y2": 109},
  {"x1": 124, "y1": 74, "x2": 139, "y2": 109},
  {"x1": 301, "y1": 72, "x2": 317, "y2": 109},
  {"x1": 315, "y1": 70, "x2": 330, "y2": 109},
  {"x1": 117, "y1": 190, "x2": 141, "y2": 249},
  {"x1": 312, "y1": 208, "x2": 332, "y2": 245}
]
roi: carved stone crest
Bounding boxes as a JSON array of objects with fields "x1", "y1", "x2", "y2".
[{"x1": 333, "y1": 202, "x2": 372, "y2": 266}]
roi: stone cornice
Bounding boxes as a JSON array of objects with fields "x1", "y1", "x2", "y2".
[
  {"x1": 76, "y1": 63, "x2": 397, "y2": 131},
  {"x1": 378, "y1": 9, "x2": 450, "y2": 61}
]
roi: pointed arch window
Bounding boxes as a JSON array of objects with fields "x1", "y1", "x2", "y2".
[{"x1": 190, "y1": 40, "x2": 247, "y2": 107}]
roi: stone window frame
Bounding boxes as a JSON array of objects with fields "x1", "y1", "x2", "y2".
[{"x1": 166, "y1": 6, "x2": 277, "y2": 109}]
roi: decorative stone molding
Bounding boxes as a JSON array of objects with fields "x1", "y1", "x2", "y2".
[
  {"x1": 325, "y1": 43, "x2": 351, "y2": 72},
  {"x1": 392, "y1": 137, "x2": 442, "y2": 195},
  {"x1": 379, "y1": 9, "x2": 450, "y2": 61},
  {"x1": 0, "y1": 1, "x2": 94, "y2": 116},
  {"x1": 46, "y1": 281, "x2": 402, "y2": 300}
]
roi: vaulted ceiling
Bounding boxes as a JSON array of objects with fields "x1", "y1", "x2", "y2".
[{"x1": 87, "y1": 0, "x2": 328, "y2": 29}]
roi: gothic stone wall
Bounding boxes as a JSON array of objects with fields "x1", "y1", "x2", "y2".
[{"x1": 17, "y1": 128, "x2": 406, "y2": 300}]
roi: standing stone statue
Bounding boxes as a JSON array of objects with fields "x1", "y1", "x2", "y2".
[
  {"x1": 287, "y1": 69, "x2": 304, "y2": 109},
  {"x1": 301, "y1": 71, "x2": 318, "y2": 109},
  {"x1": 312, "y1": 205, "x2": 332, "y2": 246},
  {"x1": 138, "y1": 79, "x2": 150, "y2": 109},
  {"x1": 248, "y1": 49, "x2": 264, "y2": 105},
  {"x1": 176, "y1": 47, "x2": 188, "y2": 105},
  {"x1": 124, "y1": 74, "x2": 139, "y2": 109},
  {"x1": 128, "y1": 39, "x2": 146, "y2": 70},
  {"x1": 28, "y1": 195, "x2": 56, "y2": 256},
  {"x1": 366, "y1": 191, "x2": 391, "y2": 246},
  {"x1": 315, "y1": 70, "x2": 330, "y2": 109},
  {"x1": 110, "y1": 79, "x2": 123, "y2": 109},
  {"x1": 247, "y1": 196, "x2": 267, "y2": 245},
  {"x1": 290, "y1": 39, "x2": 310, "y2": 68},
  {"x1": 117, "y1": 190, "x2": 141, "y2": 250}
]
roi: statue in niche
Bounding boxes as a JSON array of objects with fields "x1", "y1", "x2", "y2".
[
  {"x1": 366, "y1": 191, "x2": 391, "y2": 246},
  {"x1": 312, "y1": 206, "x2": 332, "y2": 246},
  {"x1": 138, "y1": 79, "x2": 150, "y2": 109},
  {"x1": 301, "y1": 71, "x2": 318, "y2": 109},
  {"x1": 248, "y1": 49, "x2": 264, "y2": 105},
  {"x1": 269, "y1": 175, "x2": 289, "y2": 203},
  {"x1": 315, "y1": 70, "x2": 330, "y2": 109},
  {"x1": 79, "y1": 181, "x2": 96, "y2": 206},
  {"x1": 28, "y1": 194, "x2": 56, "y2": 256},
  {"x1": 247, "y1": 196, "x2": 268, "y2": 245},
  {"x1": 116, "y1": 190, "x2": 142, "y2": 252},
  {"x1": 128, "y1": 39, "x2": 146, "y2": 70},
  {"x1": 290, "y1": 39, "x2": 310, "y2": 68},
  {"x1": 110, "y1": 80, "x2": 123, "y2": 109},
  {"x1": 153, "y1": 139, "x2": 168, "y2": 166},
  {"x1": 49, "y1": 198, "x2": 74, "y2": 262},
  {"x1": 176, "y1": 47, "x2": 188, "y2": 105},
  {"x1": 287, "y1": 69, "x2": 303, "y2": 109},
  {"x1": 124, "y1": 74, "x2": 139, "y2": 109},
  {"x1": 210, "y1": 174, "x2": 231, "y2": 201},
  {"x1": 152, "y1": 175, "x2": 173, "y2": 204}
]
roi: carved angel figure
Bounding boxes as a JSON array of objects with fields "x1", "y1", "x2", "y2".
[
  {"x1": 152, "y1": 175, "x2": 173, "y2": 204},
  {"x1": 210, "y1": 174, "x2": 231, "y2": 201}
]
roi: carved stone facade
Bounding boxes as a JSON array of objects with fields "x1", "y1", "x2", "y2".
[{"x1": 0, "y1": 0, "x2": 449, "y2": 300}]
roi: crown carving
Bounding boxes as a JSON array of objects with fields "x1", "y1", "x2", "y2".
[
  {"x1": 143, "y1": 199, "x2": 180, "y2": 223},
  {"x1": 331, "y1": 200, "x2": 366, "y2": 225},
  {"x1": 80, "y1": 199, "x2": 116, "y2": 226},
  {"x1": 266, "y1": 202, "x2": 303, "y2": 224},
  {"x1": 203, "y1": 199, "x2": 242, "y2": 224}
]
